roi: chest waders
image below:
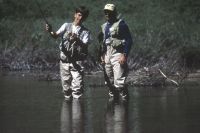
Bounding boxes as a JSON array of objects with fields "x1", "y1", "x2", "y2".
[
  {"x1": 60, "y1": 24, "x2": 87, "y2": 99},
  {"x1": 101, "y1": 19, "x2": 129, "y2": 100}
]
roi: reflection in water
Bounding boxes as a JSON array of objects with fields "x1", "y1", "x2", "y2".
[
  {"x1": 105, "y1": 100, "x2": 128, "y2": 133},
  {"x1": 61, "y1": 99, "x2": 84, "y2": 133},
  {"x1": 131, "y1": 87, "x2": 186, "y2": 133},
  {"x1": 2, "y1": 73, "x2": 200, "y2": 133}
]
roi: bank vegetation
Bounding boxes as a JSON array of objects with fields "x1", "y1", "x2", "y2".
[{"x1": 0, "y1": 0, "x2": 200, "y2": 86}]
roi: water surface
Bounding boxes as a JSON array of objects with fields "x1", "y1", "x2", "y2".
[{"x1": 1, "y1": 72, "x2": 200, "y2": 133}]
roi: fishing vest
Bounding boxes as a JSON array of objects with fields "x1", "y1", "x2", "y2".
[
  {"x1": 101, "y1": 19, "x2": 125, "y2": 49},
  {"x1": 60, "y1": 23, "x2": 88, "y2": 62}
]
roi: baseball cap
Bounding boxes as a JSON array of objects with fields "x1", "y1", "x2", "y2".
[{"x1": 104, "y1": 4, "x2": 116, "y2": 11}]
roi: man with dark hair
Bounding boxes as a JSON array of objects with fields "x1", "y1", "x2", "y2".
[
  {"x1": 99, "y1": 4, "x2": 133, "y2": 100},
  {"x1": 46, "y1": 6, "x2": 90, "y2": 100}
]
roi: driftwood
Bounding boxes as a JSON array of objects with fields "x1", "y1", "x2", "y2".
[
  {"x1": 158, "y1": 69, "x2": 179, "y2": 86},
  {"x1": 127, "y1": 66, "x2": 185, "y2": 86}
]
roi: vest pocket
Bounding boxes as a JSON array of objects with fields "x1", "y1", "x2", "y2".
[{"x1": 111, "y1": 39, "x2": 125, "y2": 48}]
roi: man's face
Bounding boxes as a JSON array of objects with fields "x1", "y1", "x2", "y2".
[
  {"x1": 104, "y1": 10, "x2": 116, "y2": 22},
  {"x1": 74, "y1": 12, "x2": 84, "y2": 25}
]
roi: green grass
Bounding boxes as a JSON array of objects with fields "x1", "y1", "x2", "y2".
[{"x1": 0, "y1": 0, "x2": 200, "y2": 70}]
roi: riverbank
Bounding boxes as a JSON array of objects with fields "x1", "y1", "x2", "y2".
[
  {"x1": 1, "y1": 66, "x2": 200, "y2": 88},
  {"x1": 1, "y1": 45, "x2": 200, "y2": 87}
]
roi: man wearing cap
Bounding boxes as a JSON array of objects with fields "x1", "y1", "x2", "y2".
[
  {"x1": 98, "y1": 4, "x2": 133, "y2": 100},
  {"x1": 45, "y1": 6, "x2": 90, "y2": 100}
]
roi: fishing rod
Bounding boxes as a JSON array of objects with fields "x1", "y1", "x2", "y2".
[{"x1": 35, "y1": 0, "x2": 49, "y2": 24}]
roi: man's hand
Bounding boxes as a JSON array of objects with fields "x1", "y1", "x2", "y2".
[
  {"x1": 69, "y1": 33, "x2": 78, "y2": 42},
  {"x1": 98, "y1": 31, "x2": 103, "y2": 43},
  {"x1": 45, "y1": 23, "x2": 58, "y2": 38},
  {"x1": 45, "y1": 23, "x2": 52, "y2": 32},
  {"x1": 101, "y1": 56, "x2": 105, "y2": 65},
  {"x1": 118, "y1": 53, "x2": 127, "y2": 65}
]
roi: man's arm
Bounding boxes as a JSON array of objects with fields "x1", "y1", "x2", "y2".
[
  {"x1": 119, "y1": 21, "x2": 133, "y2": 57},
  {"x1": 118, "y1": 21, "x2": 133, "y2": 65},
  {"x1": 45, "y1": 23, "x2": 59, "y2": 39}
]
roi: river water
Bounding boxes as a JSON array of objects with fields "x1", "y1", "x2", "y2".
[{"x1": 1, "y1": 72, "x2": 200, "y2": 133}]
